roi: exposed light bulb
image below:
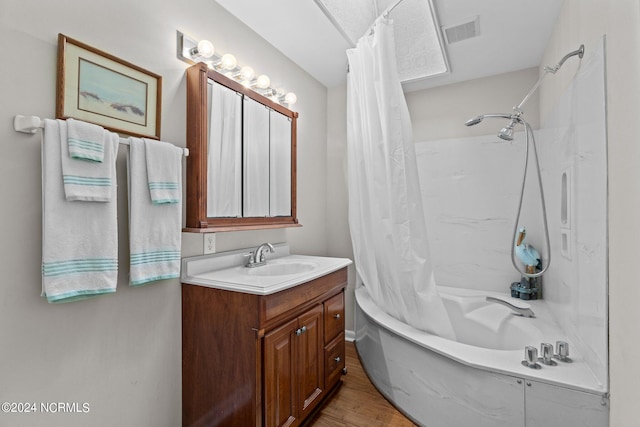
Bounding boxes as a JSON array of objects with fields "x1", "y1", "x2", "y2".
[
  {"x1": 220, "y1": 53, "x2": 237, "y2": 70},
  {"x1": 256, "y1": 74, "x2": 271, "y2": 89},
  {"x1": 284, "y1": 92, "x2": 297, "y2": 105},
  {"x1": 190, "y1": 39, "x2": 214, "y2": 59},
  {"x1": 239, "y1": 66, "x2": 255, "y2": 82}
]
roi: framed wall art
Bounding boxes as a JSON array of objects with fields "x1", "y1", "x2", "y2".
[{"x1": 56, "y1": 34, "x2": 162, "y2": 139}]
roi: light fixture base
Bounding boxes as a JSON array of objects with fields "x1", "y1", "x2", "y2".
[{"x1": 177, "y1": 30, "x2": 198, "y2": 64}]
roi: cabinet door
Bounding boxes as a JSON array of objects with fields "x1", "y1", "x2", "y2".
[
  {"x1": 296, "y1": 304, "x2": 324, "y2": 419},
  {"x1": 243, "y1": 97, "x2": 270, "y2": 217},
  {"x1": 525, "y1": 381, "x2": 608, "y2": 427},
  {"x1": 207, "y1": 81, "x2": 242, "y2": 218},
  {"x1": 269, "y1": 110, "x2": 292, "y2": 216},
  {"x1": 264, "y1": 318, "x2": 298, "y2": 427}
]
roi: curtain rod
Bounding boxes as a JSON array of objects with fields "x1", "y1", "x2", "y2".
[
  {"x1": 383, "y1": 0, "x2": 407, "y2": 18},
  {"x1": 363, "y1": 0, "x2": 408, "y2": 39},
  {"x1": 13, "y1": 115, "x2": 189, "y2": 157}
]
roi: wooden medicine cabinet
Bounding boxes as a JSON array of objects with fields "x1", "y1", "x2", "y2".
[{"x1": 185, "y1": 63, "x2": 299, "y2": 231}]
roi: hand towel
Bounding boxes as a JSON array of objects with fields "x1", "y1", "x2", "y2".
[
  {"x1": 67, "y1": 118, "x2": 105, "y2": 162},
  {"x1": 60, "y1": 122, "x2": 117, "y2": 202},
  {"x1": 41, "y1": 119, "x2": 118, "y2": 303},
  {"x1": 143, "y1": 138, "x2": 183, "y2": 204},
  {"x1": 127, "y1": 138, "x2": 182, "y2": 286}
]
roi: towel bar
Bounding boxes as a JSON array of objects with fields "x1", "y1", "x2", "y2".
[{"x1": 13, "y1": 115, "x2": 189, "y2": 157}]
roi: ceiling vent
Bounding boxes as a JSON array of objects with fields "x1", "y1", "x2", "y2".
[{"x1": 442, "y1": 17, "x2": 479, "y2": 45}]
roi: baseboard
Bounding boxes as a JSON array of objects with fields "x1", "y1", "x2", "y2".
[{"x1": 345, "y1": 329, "x2": 355, "y2": 342}]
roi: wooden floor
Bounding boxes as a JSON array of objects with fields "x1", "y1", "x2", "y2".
[{"x1": 309, "y1": 342, "x2": 417, "y2": 427}]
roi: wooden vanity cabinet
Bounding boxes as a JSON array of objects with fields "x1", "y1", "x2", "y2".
[
  {"x1": 264, "y1": 304, "x2": 324, "y2": 427},
  {"x1": 182, "y1": 267, "x2": 347, "y2": 427}
]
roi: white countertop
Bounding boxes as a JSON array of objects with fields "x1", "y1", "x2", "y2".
[{"x1": 181, "y1": 244, "x2": 352, "y2": 295}]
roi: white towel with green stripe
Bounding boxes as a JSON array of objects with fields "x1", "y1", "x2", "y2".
[
  {"x1": 60, "y1": 120, "x2": 118, "y2": 202},
  {"x1": 127, "y1": 138, "x2": 182, "y2": 286},
  {"x1": 67, "y1": 118, "x2": 105, "y2": 162},
  {"x1": 42, "y1": 119, "x2": 118, "y2": 303},
  {"x1": 143, "y1": 138, "x2": 183, "y2": 204}
]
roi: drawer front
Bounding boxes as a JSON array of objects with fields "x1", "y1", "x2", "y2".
[
  {"x1": 324, "y1": 332, "x2": 345, "y2": 390},
  {"x1": 323, "y1": 292, "x2": 345, "y2": 343},
  {"x1": 262, "y1": 268, "x2": 347, "y2": 328}
]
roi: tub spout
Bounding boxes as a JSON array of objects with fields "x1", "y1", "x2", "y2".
[{"x1": 486, "y1": 296, "x2": 535, "y2": 318}]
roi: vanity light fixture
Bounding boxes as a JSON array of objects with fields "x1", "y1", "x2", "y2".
[
  {"x1": 282, "y1": 92, "x2": 297, "y2": 106},
  {"x1": 219, "y1": 53, "x2": 237, "y2": 70},
  {"x1": 254, "y1": 74, "x2": 271, "y2": 90},
  {"x1": 177, "y1": 30, "x2": 297, "y2": 108},
  {"x1": 234, "y1": 66, "x2": 256, "y2": 82},
  {"x1": 191, "y1": 39, "x2": 214, "y2": 59}
]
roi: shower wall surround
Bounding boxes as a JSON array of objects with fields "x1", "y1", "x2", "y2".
[
  {"x1": 536, "y1": 37, "x2": 607, "y2": 389},
  {"x1": 416, "y1": 133, "x2": 524, "y2": 292},
  {"x1": 416, "y1": 37, "x2": 607, "y2": 389}
]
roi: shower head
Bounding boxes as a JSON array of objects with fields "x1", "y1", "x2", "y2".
[
  {"x1": 465, "y1": 116, "x2": 484, "y2": 126},
  {"x1": 498, "y1": 120, "x2": 516, "y2": 141}
]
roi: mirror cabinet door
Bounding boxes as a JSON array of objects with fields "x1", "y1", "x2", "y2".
[
  {"x1": 185, "y1": 63, "x2": 299, "y2": 231},
  {"x1": 207, "y1": 80, "x2": 242, "y2": 218},
  {"x1": 269, "y1": 110, "x2": 292, "y2": 216},
  {"x1": 243, "y1": 97, "x2": 271, "y2": 217}
]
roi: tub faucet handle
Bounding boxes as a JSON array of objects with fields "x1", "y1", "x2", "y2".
[
  {"x1": 526, "y1": 346, "x2": 537, "y2": 364},
  {"x1": 522, "y1": 346, "x2": 541, "y2": 369},
  {"x1": 522, "y1": 345, "x2": 540, "y2": 369},
  {"x1": 539, "y1": 343, "x2": 557, "y2": 366},
  {"x1": 554, "y1": 340, "x2": 573, "y2": 363}
]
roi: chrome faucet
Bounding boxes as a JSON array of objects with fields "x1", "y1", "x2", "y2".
[
  {"x1": 486, "y1": 296, "x2": 536, "y2": 318},
  {"x1": 246, "y1": 243, "x2": 275, "y2": 268}
]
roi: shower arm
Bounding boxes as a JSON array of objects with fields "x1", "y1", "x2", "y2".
[{"x1": 513, "y1": 45, "x2": 585, "y2": 113}]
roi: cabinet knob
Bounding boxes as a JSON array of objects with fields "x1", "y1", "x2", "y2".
[
  {"x1": 334, "y1": 356, "x2": 341, "y2": 363},
  {"x1": 517, "y1": 379, "x2": 523, "y2": 385},
  {"x1": 334, "y1": 313, "x2": 341, "y2": 319},
  {"x1": 295, "y1": 326, "x2": 307, "y2": 336}
]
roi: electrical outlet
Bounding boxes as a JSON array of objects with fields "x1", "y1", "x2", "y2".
[{"x1": 203, "y1": 233, "x2": 216, "y2": 254}]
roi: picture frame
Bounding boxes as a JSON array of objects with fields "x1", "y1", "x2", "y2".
[{"x1": 56, "y1": 34, "x2": 162, "y2": 139}]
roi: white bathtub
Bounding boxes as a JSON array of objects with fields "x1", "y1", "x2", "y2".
[{"x1": 354, "y1": 285, "x2": 609, "y2": 427}]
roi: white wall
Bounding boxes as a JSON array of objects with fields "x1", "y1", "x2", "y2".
[
  {"x1": 406, "y1": 67, "x2": 540, "y2": 141},
  {"x1": 0, "y1": 0, "x2": 328, "y2": 426},
  {"x1": 326, "y1": 84, "x2": 357, "y2": 333}
]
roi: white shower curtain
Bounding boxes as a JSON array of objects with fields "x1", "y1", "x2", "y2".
[{"x1": 347, "y1": 18, "x2": 455, "y2": 339}]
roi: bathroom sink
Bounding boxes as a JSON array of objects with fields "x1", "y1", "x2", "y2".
[
  {"x1": 181, "y1": 243, "x2": 352, "y2": 295},
  {"x1": 246, "y1": 260, "x2": 318, "y2": 276}
]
